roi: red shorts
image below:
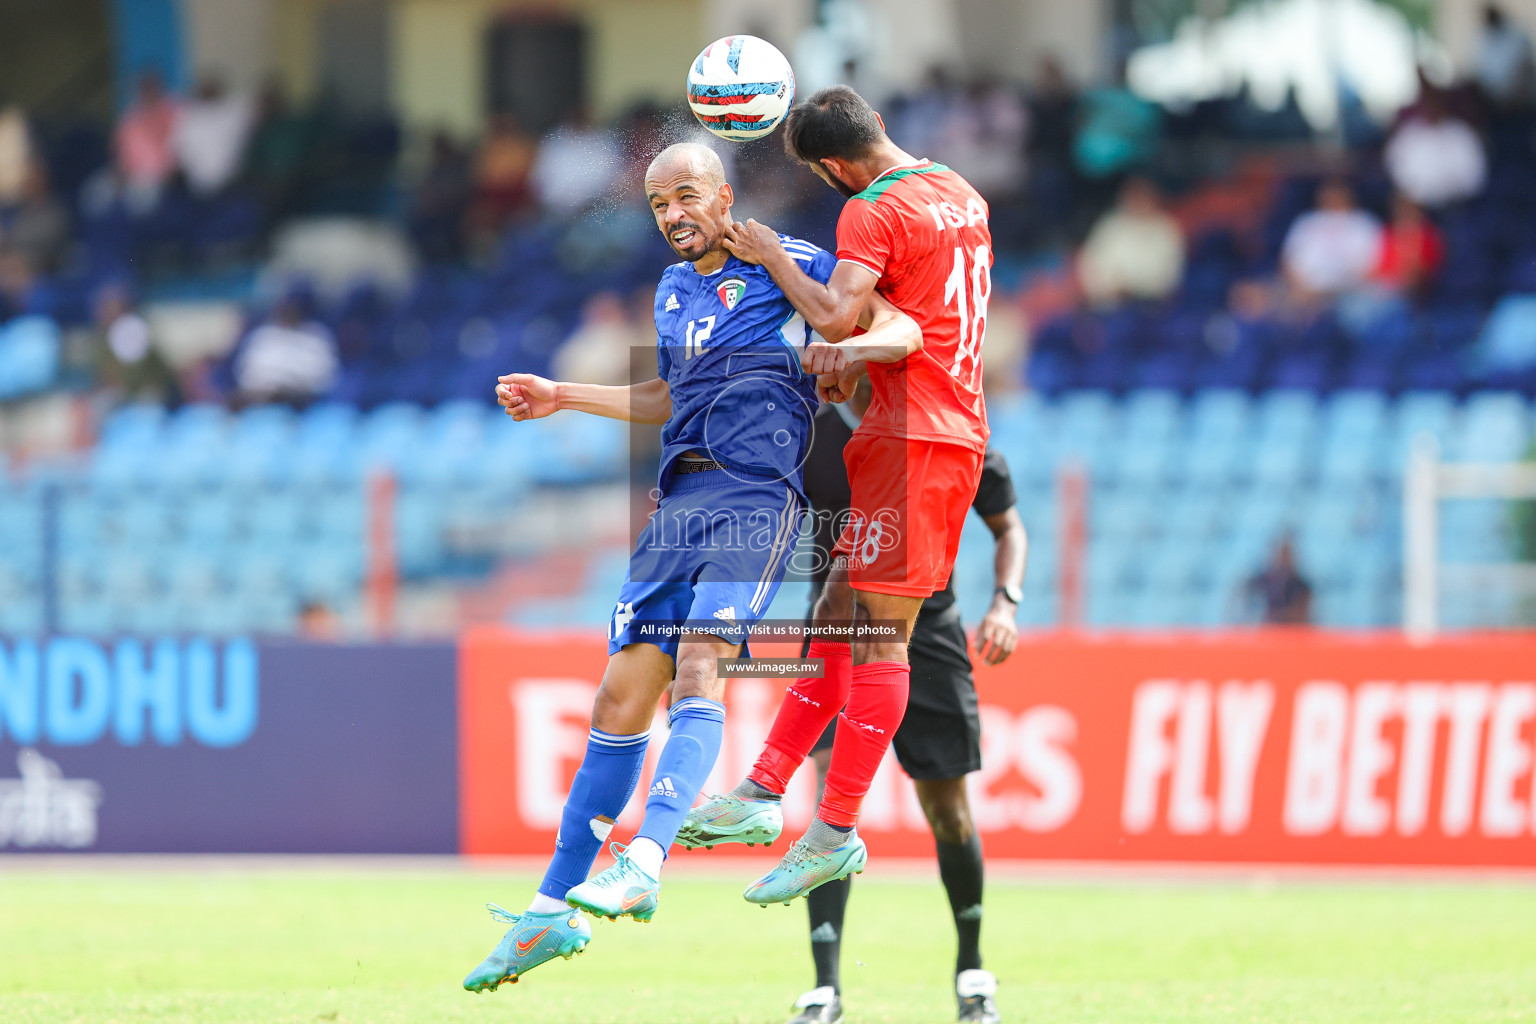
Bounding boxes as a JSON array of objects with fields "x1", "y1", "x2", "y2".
[{"x1": 832, "y1": 433, "x2": 985, "y2": 598}]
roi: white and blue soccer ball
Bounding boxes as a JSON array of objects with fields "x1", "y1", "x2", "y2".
[{"x1": 686, "y1": 35, "x2": 796, "y2": 142}]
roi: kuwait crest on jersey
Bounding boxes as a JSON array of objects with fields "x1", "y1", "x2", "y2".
[{"x1": 717, "y1": 277, "x2": 748, "y2": 310}]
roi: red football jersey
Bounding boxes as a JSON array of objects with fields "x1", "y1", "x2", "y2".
[{"x1": 836, "y1": 160, "x2": 992, "y2": 453}]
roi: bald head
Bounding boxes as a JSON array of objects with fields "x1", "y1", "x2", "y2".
[
  {"x1": 645, "y1": 142, "x2": 726, "y2": 192},
  {"x1": 645, "y1": 141, "x2": 734, "y2": 270}
]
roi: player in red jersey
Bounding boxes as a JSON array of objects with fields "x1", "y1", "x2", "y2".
[{"x1": 680, "y1": 86, "x2": 995, "y2": 908}]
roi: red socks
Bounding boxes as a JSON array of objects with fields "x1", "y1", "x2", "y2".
[
  {"x1": 820, "y1": 661, "x2": 911, "y2": 827},
  {"x1": 749, "y1": 651, "x2": 912, "y2": 830},
  {"x1": 748, "y1": 641, "x2": 852, "y2": 793}
]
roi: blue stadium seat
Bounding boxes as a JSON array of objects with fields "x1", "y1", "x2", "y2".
[
  {"x1": 1121, "y1": 389, "x2": 1183, "y2": 439},
  {"x1": 1189, "y1": 389, "x2": 1252, "y2": 440},
  {"x1": 1451, "y1": 392, "x2": 1531, "y2": 461},
  {"x1": 244, "y1": 491, "x2": 306, "y2": 545},
  {"x1": 226, "y1": 405, "x2": 298, "y2": 487},
  {"x1": 99, "y1": 404, "x2": 166, "y2": 448},
  {"x1": 58, "y1": 597, "x2": 113, "y2": 636},
  {"x1": 290, "y1": 542, "x2": 364, "y2": 602},
  {"x1": 1387, "y1": 391, "x2": 1458, "y2": 471},
  {"x1": 1251, "y1": 433, "x2": 1312, "y2": 487},
  {"x1": 356, "y1": 402, "x2": 426, "y2": 476},
  {"x1": 309, "y1": 485, "x2": 366, "y2": 541},
  {"x1": 0, "y1": 316, "x2": 62, "y2": 398},
  {"x1": 182, "y1": 490, "x2": 238, "y2": 546}
]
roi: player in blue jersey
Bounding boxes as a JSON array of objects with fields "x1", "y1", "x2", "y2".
[{"x1": 463, "y1": 142, "x2": 923, "y2": 993}]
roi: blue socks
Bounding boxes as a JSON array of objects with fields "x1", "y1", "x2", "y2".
[
  {"x1": 537, "y1": 726, "x2": 650, "y2": 901},
  {"x1": 536, "y1": 696, "x2": 727, "y2": 899},
  {"x1": 636, "y1": 697, "x2": 727, "y2": 854}
]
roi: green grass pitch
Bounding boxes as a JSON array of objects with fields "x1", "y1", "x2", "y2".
[{"x1": 2, "y1": 864, "x2": 1534, "y2": 1023}]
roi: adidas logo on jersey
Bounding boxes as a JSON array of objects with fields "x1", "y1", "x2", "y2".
[
  {"x1": 664, "y1": 293, "x2": 680, "y2": 312},
  {"x1": 713, "y1": 607, "x2": 737, "y2": 624},
  {"x1": 649, "y1": 776, "x2": 679, "y2": 799}
]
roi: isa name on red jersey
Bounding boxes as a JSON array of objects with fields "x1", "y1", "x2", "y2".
[{"x1": 835, "y1": 160, "x2": 992, "y2": 453}]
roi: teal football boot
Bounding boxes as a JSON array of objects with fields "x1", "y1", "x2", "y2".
[
  {"x1": 462, "y1": 903, "x2": 591, "y2": 992},
  {"x1": 676, "y1": 793, "x2": 783, "y2": 849},
  {"x1": 565, "y1": 842, "x2": 661, "y2": 923},
  {"x1": 743, "y1": 833, "x2": 867, "y2": 906}
]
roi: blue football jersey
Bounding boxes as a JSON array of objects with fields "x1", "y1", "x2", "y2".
[{"x1": 652, "y1": 235, "x2": 833, "y2": 493}]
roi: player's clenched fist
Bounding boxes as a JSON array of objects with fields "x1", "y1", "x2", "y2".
[
  {"x1": 496, "y1": 372, "x2": 559, "y2": 420},
  {"x1": 817, "y1": 359, "x2": 868, "y2": 404},
  {"x1": 721, "y1": 218, "x2": 783, "y2": 265},
  {"x1": 801, "y1": 340, "x2": 848, "y2": 376}
]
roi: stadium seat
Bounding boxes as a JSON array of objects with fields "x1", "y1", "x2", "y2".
[
  {"x1": 1451, "y1": 392, "x2": 1531, "y2": 461},
  {"x1": 1387, "y1": 391, "x2": 1458, "y2": 470}
]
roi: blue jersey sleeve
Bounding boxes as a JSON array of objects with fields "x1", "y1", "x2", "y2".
[
  {"x1": 807, "y1": 247, "x2": 837, "y2": 286},
  {"x1": 655, "y1": 334, "x2": 671, "y2": 381},
  {"x1": 779, "y1": 235, "x2": 836, "y2": 287}
]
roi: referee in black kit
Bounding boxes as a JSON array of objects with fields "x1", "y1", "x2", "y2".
[{"x1": 787, "y1": 379, "x2": 1028, "y2": 1024}]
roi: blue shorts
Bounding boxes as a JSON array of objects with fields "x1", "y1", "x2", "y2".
[{"x1": 608, "y1": 468, "x2": 805, "y2": 660}]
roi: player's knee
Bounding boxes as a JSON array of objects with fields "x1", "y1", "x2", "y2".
[
  {"x1": 591, "y1": 681, "x2": 658, "y2": 732},
  {"x1": 671, "y1": 646, "x2": 724, "y2": 702},
  {"x1": 926, "y1": 800, "x2": 974, "y2": 845},
  {"x1": 812, "y1": 588, "x2": 853, "y2": 630},
  {"x1": 853, "y1": 639, "x2": 909, "y2": 665}
]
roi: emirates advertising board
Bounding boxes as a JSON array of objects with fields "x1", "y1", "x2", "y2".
[{"x1": 460, "y1": 629, "x2": 1536, "y2": 867}]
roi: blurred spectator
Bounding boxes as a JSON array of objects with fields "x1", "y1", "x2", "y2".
[
  {"x1": 1073, "y1": 64, "x2": 1161, "y2": 181},
  {"x1": 298, "y1": 601, "x2": 343, "y2": 641},
  {"x1": 1246, "y1": 535, "x2": 1312, "y2": 625},
  {"x1": 173, "y1": 72, "x2": 256, "y2": 197},
  {"x1": 530, "y1": 112, "x2": 620, "y2": 216},
  {"x1": 1077, "y1": 177, "x2": 1184, "y2": 307},
  {"x1": 933, "y1": 78, "x2": 1029, "y2": 203},
  {"x1": 0, "y1": 161, "x2": 69, "y2": 275},
  {"x1": 1372, "y1": 194, "x2": 1443, "y2": 297},
  {"x1": 243, "y1": 80, "x2": 321, "y2": 222},
  {"x1": 889, "y1": 67, "x2": 957, "y2": 157},
  {"x1": 1027, "y1": 56, "x2": 1078, "y2": 167},
  {"x1": 1477, "y1": 4, "x2": 1535, "y2": 106},
  {"x1": 0, "y1": 106, "x2": 32, "y2": 205},
  {"x1": 552, "y1": 290, "x2": 652, "y2": 385},
  {"x1": 1025, "y1": 55, "x2": 1081, "y2": 242},
  {"x1": 233, "y1": 297, "x2": 339, "y2": 408},
  {"x1": 1384, "y1": 90, "x2": 1487, "y2": 208},
  {"x1": 1281, "y1": 179, "x2": 1382, "y2": 300},
  {"x1": 91, "y1": 286, "x2": 180, "y2": 406},
  {"x1": 466, "y1": 113, "x2": 536, "y2": 257},
  {"x1": 1339, "y1": 193, "x2": 1444, "y2": 335},
  {"x1": 114, "y1": 71, "x2": 180, "y2": 200},
  {"x1": 410, "y1": 131, "x2": 471, "y2": 264}
]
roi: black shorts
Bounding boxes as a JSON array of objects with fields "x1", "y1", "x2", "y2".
[{"x1": 810, "y1": 611, "x2": 981, "y2": 781}]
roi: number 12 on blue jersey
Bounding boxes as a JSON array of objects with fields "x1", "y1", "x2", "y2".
[{"x1": 685, "y1": 315, "x2": 716, "y2": 360}]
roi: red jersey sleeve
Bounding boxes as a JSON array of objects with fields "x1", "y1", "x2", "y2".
[{"x1": 835, "y1": 199, "x2": 898, "y2": 278}]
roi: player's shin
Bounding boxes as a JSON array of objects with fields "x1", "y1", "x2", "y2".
[
  {"x1": 535, "y1": 727, "x2": 650, "y2": 909},
  {"x1": 746, "y1": 640, "x2": 852, "y2": 794},
  {"x1": 818, "y1": 661, "x2": 911, "y2": 828},
  {"x1": 630, "y1": 697, "x2": 726, "y2": 874}
]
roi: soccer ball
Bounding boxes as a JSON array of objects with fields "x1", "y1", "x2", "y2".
[{"x1": 686, "y1": 35, "x2": 796, "y2": 142}]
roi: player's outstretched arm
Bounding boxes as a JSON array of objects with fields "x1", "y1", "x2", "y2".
[
  {"x1": 496, "y1": 374, "x2": 671, "y2": 424},
  {"x1": 723, "y1": 219, "x2": 876, "y2": 343}
]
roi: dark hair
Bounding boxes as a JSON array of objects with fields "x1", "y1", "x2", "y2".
[{"x1": 782, "y1": 85, "x2": 884, "y2": 163}]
